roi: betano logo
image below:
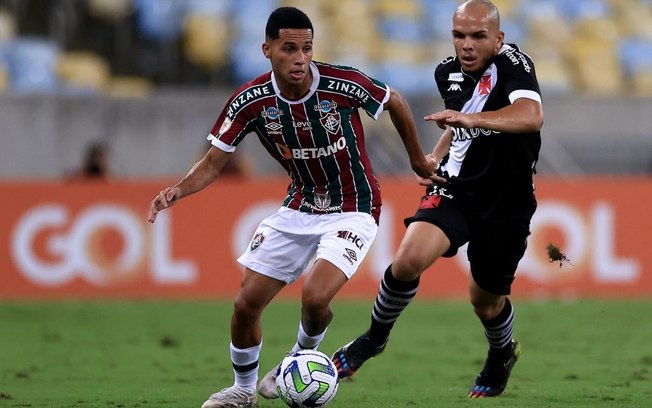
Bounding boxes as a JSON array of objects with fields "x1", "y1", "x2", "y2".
[
  {"x1": 11, "y1": 204, "x2": 196, "y2": 286},
  {"x1": 276, "y1": 136, "x2": 347, "y2": 160}
]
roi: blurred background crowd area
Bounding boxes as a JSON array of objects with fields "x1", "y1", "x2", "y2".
[
  {"x1": 0, "y1": 0, "x2": 652, "y2": 97},
  {"x1": 1, "y1": 0, "x2": 651, "y2": 180}
]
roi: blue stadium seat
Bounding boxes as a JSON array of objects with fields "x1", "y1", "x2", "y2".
[
  {"x1": 375, "y1": 61, "x2": 435, "y2": 96},
  {"x1": 133, "y1": 0, "x2": 187, "y2": 41},
  {"x1": 229, "y1": 0, "x2": 278, "y2": 82},
  {"x1": 618, "y1": 37, "x2": 652, "y2": 76},
  {"x1": 418, "y1": 0, "x2": 458, "y2": 40},
  {"x1": 377, "y1": 15, "x2": 428, "y2": 43},
  {"x1": 559, "y1": 0, "x2": 611, "y2": 21},
  {"x1": 6, "y1": 37, "x2": 60, "y2": 93}
]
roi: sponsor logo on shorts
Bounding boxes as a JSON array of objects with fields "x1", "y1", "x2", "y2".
[
  {"x1": 337, "y1": 230, "x2": 364, "y2": 249},
  {"x1": 250, "y1": 232, "x2": 265, "y2": 251},
  {"x1": 343, "y1": 248, "x2": 357, "y2": 265}
]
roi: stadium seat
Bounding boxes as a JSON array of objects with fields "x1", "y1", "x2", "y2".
[
  {"x1": 229, "y1": 0, "x2": 278, "y2": 82},
  {"x1": 618, "y1": 37, "x2": 652, "y2": 95},
  {"x1": 374, "y1": 61, "x2": 435, "y2": 96},
  {"x1": 419, "y1": 0, "x2": 459, "y2": 40},
  {"x1": 56, "y1": 51, "x2": 111, "y2": 94},
  {"x1": 560, "y1": 0, "x2": 611, "y2": 21},
  {"x1": 564, "y1": 38, "x2": 623, "y2": 95},
  {"x1": 575, "y1": 17, "x2": 620, "y2": 43},
  {"x1": 6, "y1": 37, "x2": 60, "y2": 93},
  {"x1": 0, "y1": 8, "x2": 16, "y2": 42},
  {"x1": 525, "y1": 13, "x2": 572, "y2": 46},
  {"x1": 85, "y1": 0, "x2": 132, "y2": 23},
  {"x1": 490, "y1": 0, "x2": 518, "y2": 18},
  {"x1": 107, "y1": 75, "x2": 154, "y2": 98},
  {"x1": 619, "y1": 37, "x2": 652, "y2": 73},
  {"x1": 133, "y1": 0, "x2": 186, "y2": 41},
  {"x1": 0, "y1": 62, "x2": 7, "y2": 92},
  {"x1": 182, "y1": 12, "x2": 230, "y2": 72}
]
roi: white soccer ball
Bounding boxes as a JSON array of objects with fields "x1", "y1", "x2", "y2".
[{"x1": 275, "y1": 349, "x2": 339, "y2": 408}]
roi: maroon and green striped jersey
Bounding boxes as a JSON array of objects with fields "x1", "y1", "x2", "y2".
[{"x1": 208, "y1": 61, "x2": 391, "y2": 222}]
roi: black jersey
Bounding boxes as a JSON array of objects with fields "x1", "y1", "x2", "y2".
[{"x1": 434, "y1": 43, "x2": 542, "y2": 218}]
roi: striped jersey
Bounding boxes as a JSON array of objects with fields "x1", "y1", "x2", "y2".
[
  {"x1": 434, "y1": 43, "x2": 542, "y2": 217},
  {"x1": 208, "y1": 61, "x2": 390, "y2": 222}
]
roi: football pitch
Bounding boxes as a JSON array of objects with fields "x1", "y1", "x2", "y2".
[{"x1": 1, "y1": 299, "x2": 650, "y2": 408}]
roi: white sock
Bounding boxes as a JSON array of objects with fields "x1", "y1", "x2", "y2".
[
  {"x1": 291, "y1": 321, "x2": 327, "y2": 353},
  {"x1": 230, "y1": 341, "x2": 262, "y2": 393}
]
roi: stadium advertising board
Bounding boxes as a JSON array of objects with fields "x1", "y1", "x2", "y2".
[{"x1": 1, "y1": 178, "x2": 650, "y2": 299}]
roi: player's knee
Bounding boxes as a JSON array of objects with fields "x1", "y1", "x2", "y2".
[
  {"x1": 392, "y1": 254, "x2": 427, "y2": 280},
  {"x1": 233, "y1": 293, "x2": 264, "y2": 322},
  {"x1": 471, "y1": 298, "x2": 504, "y2": 321},
  {"x1": 301, "y1": 291, "x2": 331, "y2": 317}
]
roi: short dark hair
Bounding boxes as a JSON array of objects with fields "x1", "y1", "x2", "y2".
[{"x1": 265, "y1": 7, "x2": 313, "y2": 40}]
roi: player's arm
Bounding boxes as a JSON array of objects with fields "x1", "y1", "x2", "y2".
[
  {"x1": 425, "y1": 98, "x2": 543, "y2": 133},
  {"x1": 384, "y1": 88, "x2": 436, "y2": 180},
  {"x1": 148, "y1": 146, "x2": 230, "y2": 223},
  {"x1": 430, "y1": 125, "x2": 452, "y2": 162},
  {"x1": 417, "y1": 126, "x2": 451, "y2": 186}
]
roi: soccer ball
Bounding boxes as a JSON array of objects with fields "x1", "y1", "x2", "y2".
[{"x1": 275, "y1": 349, "x2": 339, "y2": 408}]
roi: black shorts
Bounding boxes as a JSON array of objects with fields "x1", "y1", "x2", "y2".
[{"x1": 404, "y1": 187, "x2": 536, "y2": 295}]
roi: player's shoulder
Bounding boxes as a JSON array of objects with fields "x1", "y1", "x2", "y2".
[
  {"x1": 495, "y1": 43, "x2": 536, "y2": 74},
  {"x1": 314, "y1": 60, "x2": 368, "y2": 79},
  {"x1": 232, "y1": 71, "x2": 273, "y2": 95},
  {"x1": 435, "y1": 54, "x2": 459, "y2": 82}
]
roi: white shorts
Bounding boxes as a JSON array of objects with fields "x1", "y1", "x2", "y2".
[{"x1": 237, "y1": 207, "x2": 378, "y2": 284}]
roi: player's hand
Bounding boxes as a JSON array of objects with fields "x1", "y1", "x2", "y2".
[
  {"x1": 425, "y1": 110, "x2": 474, "y2": 129},
  {"x1": 416, "y1": 154, "x2": 446, "y2": 186},
  {"x1": 148, "y1": 186, "x2": 181, "y2": 223},
  {"x1": 411, "y1": 154, "x2": 435, "y2": 180}
]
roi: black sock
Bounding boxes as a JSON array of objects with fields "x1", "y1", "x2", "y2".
[
  {"x1": 368, "y1": 265, "x2": 420, "y2": 345},
  {"x1": 481, "y1": 298, "x2": 514, "y2": 351}
]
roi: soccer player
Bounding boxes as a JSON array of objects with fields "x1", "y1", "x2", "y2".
[
  {"x1": 332, "y1": 0, "x2": 543, "y2": 399},
  {"x1": 147, "y1": 7, "x2": 436, "y2": 408}
]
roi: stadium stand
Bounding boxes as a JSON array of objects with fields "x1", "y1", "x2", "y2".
[
  {"x1": 0, "y1": 0, "x2": 651, "y2": 179},
  {"x1": 0, "y1": 0, "x2": 650, "y2": 96}
]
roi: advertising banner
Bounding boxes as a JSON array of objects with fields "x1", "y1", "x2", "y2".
[{"x1": 1, "y1": 178, "x2": 650, "y2": 299}]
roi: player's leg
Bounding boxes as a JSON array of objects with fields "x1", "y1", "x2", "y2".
[
  {"x1": 466, "y1": 212, "x2": 532, "y2": 398},
  {"x1": 467, "y1": 281, "x2": 521, "y2": 398},
  {"x1": 332, "y1": 221, "x2": 449, "y2": 378},
  {"x1": 257, "y1": 260, "x2": 349, "y2": 399},
  {"x1": 298, "y1": 258, "x2": 349, "y2": 346},
  {"x1": 202, "y1": 269, "x2": 285, "y2": 408},
  {"x1": 370, "y1": 221, "x2": 450, "y2": 340},
  {"x1": 333, "y1": 190, "x2": 469, "y2": 379},
  {"x1": 205, "y1": 209, "x2": 314, "y2": 407},
  {"x1": 259, "y1": 211, "x2": 377, "y2": 398},
  {"x1": 298, "y1": 211, "x2": 377, "y2": 348}
]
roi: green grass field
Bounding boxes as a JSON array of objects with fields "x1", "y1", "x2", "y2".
[{"x1": 1, "y1": 299, "x2": 651, "y2": 408}]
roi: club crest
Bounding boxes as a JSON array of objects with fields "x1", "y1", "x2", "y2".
[
  {"x1": 314, "y1": 192, "x2": 331, "y2": 209},
  {"x1": 250, "y1": 232, "x2": 265, "y2": 251},
  {"x1": 319, "y1": 113, "x2": 341, "y2": 134}
]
